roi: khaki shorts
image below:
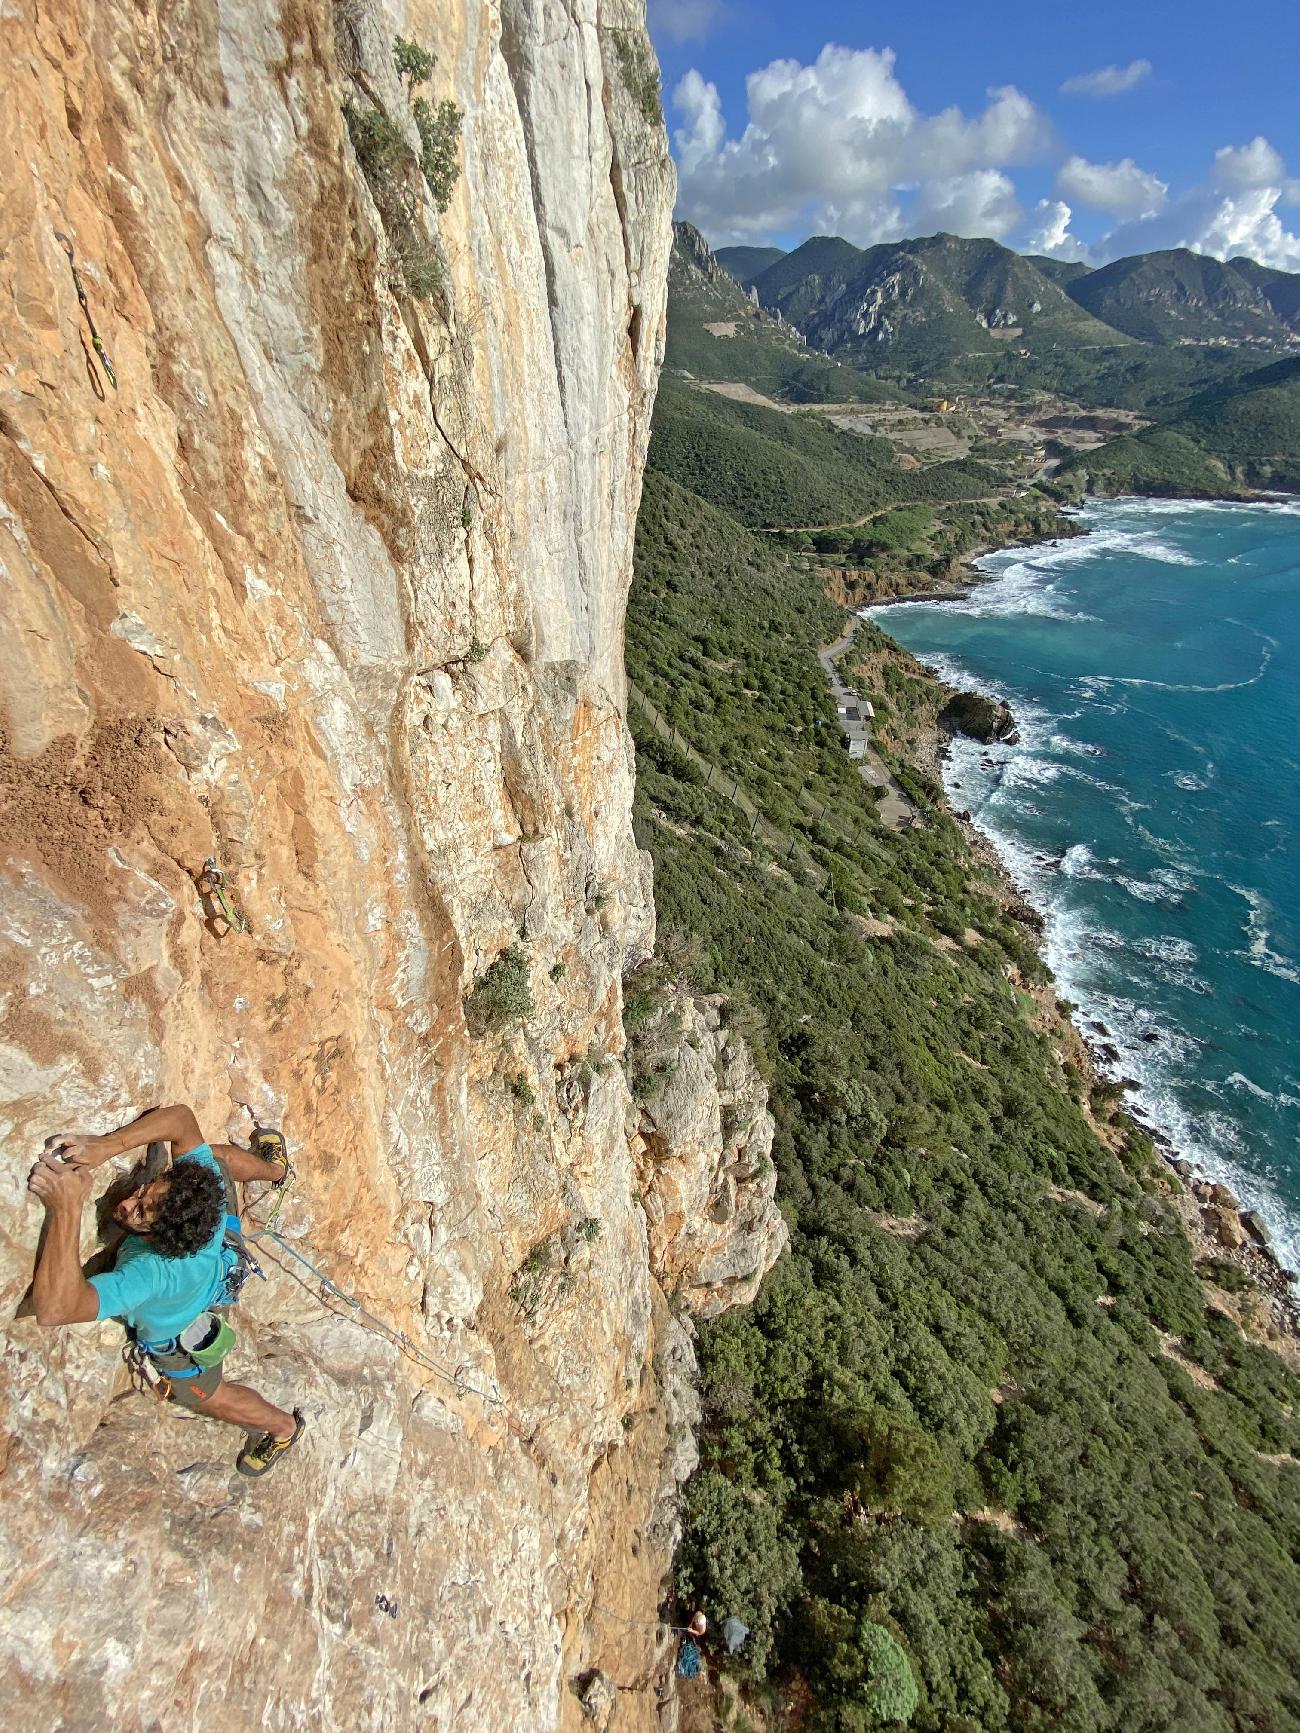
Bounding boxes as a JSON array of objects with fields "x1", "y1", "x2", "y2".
[{"x1": 153, "y1": 1350, "x2": 225, "y2": 1410}]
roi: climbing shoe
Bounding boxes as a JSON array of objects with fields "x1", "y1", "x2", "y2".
[
  {"x1": 251, "y1": 1125, "x2": 292, "y2": 1184},
  {"x1": 236, "y1": 1408, "x2": 306, "y2": 1479}
]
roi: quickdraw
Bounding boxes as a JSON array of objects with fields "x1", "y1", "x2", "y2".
[
  {"x1": 54, "y1": 231, "x2": 118, "y2": 392},
  {"x1": 247, "y1": 1124, "x2": 295, "y2": 1236},
  {"x1": 197, "y1": 857, "x2": 251, "y2": 934},
  {"x1": 122, "y1": 1339, "x2": 171, "y2": 1402}
]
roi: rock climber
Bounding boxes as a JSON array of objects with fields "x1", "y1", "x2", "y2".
[{"x1": 26, "y1": 1103, "x2": 306, "y2": 1478}]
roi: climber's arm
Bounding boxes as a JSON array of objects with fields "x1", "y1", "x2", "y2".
[
  {"x1": 47, "y1": 1104, "x2": 205, "y2": 1170},
  {"x1": 27, "y1": 1159, "x2": 100, "y2": 1326}
]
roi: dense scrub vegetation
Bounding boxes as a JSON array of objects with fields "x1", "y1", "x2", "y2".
[
  {"x1": 649, "y1": 380, "x2": 999, "y2": 530},
  {"x1": 628, "y1": 438, "x2": 1300, "y2": 1728},
  {"x1": 1060, "y1": 355, "x2": 1300, "y2": 497},
  {"x1": 774, "y1": 494, "x2": 1076, "y2": 601}
]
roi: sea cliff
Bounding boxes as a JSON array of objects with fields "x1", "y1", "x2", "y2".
[{"x1": 0, "y1": 4, "x2": 785, "y2": 1726}]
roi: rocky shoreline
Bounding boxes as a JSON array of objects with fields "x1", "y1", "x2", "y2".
[
  {"x1": 852, "y1": 600, "x2": 1300, "y2": 1367},
  {"x1": 943, "y1": 728, "x2": 1300, "y2": 1360}
]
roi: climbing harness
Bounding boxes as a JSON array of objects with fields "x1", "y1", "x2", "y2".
[
  {"x1": 122, "y1": 1339, "x2": 171, "y2": 1401},
  {"x1": 197, "y1": 857, "x2": 251, "y2": 934},
  {"x1": 54, "y1": 231, "x2": 117, "y2": 392}
]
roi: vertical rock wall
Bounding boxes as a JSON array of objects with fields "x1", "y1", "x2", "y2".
[{"x1": 0, "y1": 3, "x2": 785, "y2": 1727}]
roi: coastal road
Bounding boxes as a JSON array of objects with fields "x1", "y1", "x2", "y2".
[{"x1": 819, "y1": 627, "x2": 918, "y2": 832}]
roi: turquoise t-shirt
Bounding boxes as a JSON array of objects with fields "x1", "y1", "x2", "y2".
[{"x1": 90, "y1": 1145, "x2": 229, "y2": 1344}]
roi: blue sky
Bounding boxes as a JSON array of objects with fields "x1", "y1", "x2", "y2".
[{"x1": 647, "y1": 0, "x2": 1300, "y2": 266}]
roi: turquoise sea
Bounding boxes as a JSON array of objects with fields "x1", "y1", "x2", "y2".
[{"x1": 869, "y1": 497, "x2": 1300, "y2": 1271}]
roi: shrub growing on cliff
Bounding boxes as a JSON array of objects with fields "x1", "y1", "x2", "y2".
[
  {"x1": 392, "y1": 34, "x2": 461, "y2": 212},
  {"x1": 393, "y1": 34, "x2": 434, "y2": 89},
  {"x1": 413, "y1": 94, "x2": 462, "y2": 213},
  {"x1": 611, "y1": 30, "x2": 663, "y2": 126},
  {"x1": 464, "y1": 945, "x2": 533, "y2": 1035},
  {"x1": 342, "y1": 33, "x2": 460, "y2": 300}
]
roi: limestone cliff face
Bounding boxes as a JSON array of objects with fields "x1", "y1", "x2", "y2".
[
  {"x1": 633, "y1": 991, "x2": 788, "y2": 1317},
  {"x1": 0, "y1": 3, "x2": 778, "y2": 1727}
]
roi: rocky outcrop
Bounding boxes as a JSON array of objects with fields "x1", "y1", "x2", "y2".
[
  {"x1": 672, "y1": 219, "x2": 725, "y2": 288},
  {"x1": 938, "y1": 690, "x2": 1019, "y2": 745},
  {"x1": 0, "y1": 3, "x2": 777, "y2": 1728},
  {"x1": 630, "y1": 991, "x2": 787, "y2": 1316}
]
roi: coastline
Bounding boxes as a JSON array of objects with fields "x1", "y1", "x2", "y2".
[{"x1": 855, "y1": 504, "x2": 1300, "y2": 1361}]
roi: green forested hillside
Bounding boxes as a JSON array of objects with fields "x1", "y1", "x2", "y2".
[
  {"x1": 717, "y1": 244, "x2": 787, "y2": 286},
  {"x1": 666, "y1": 225, "x2": 1284, "y2": 417},
  {"x1": 741, "y1": 229, "x2": 1295, "y2": 408},
  {"x1": 1066, "y1": 249, "x2": 1299, "y2": 345},
  {"x1": 649, "y1": 378, "x2": 998, "y2": 529},
  {"x1": 750, "y1": 236, "x2": 870, "y2": 325},
  {"x1": 1061, "y1": 354, "x2": 1300, "y2": 495},
  {"x1": 667, "y1": 224, "x2": 877, "y2": 404},
  {"x1": 628, "y1": 406, "x2": 1300, "y2": 1730},
  {"x1": 1231, "y1": 257, "x2": 1300, "y2": 329}
]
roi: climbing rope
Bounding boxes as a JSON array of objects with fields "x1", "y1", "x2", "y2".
[
  {"x1": 242, "y1": 1202, "x2": 525, "y2": 1435},
  {"x1": 240, "y1": 1136, "x2": 684, "y2": 1669},
  {"x1": 54, "y1": 231, "x2": 117, "y2": 392}
]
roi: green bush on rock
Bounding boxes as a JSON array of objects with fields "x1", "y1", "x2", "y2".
[{"x1": 464, "y1": 946, "x2": 533, "y2": 1036}]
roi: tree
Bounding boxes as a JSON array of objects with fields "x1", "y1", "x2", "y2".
[
  {"x1": 805, "y1": 1600, "x2": 920, "y2": 1727},
  {"x1": 677, "y1": 1470, "x2": 802, "y2": 1672}
]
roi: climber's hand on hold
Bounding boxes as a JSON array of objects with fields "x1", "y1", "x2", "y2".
[
  {"x1": 43, "y1": 1132, "x2": 110, "y2": 1170},
  {"x1": 28, "y1": 1156, "x2": 93, "y2": 1214}
]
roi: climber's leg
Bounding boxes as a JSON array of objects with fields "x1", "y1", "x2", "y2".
[
  {"x1": 236, "y1": 1407, "x2": 307, "y2": 1478},
  {"x1": 186, "y1": 1374, "x2": 297, "y2": 1439},
  {"x1": 211, "y1": 1141, "x2": 287, "y2": 1185}
]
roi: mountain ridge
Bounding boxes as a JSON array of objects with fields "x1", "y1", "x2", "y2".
[{"x1": 674, "y1": 223, "x2": 1299, "y2": 407}]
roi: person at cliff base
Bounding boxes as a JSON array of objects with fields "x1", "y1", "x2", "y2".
[{"x1": 26, "y1": 1103, "x2": 306, "y2": 1478}]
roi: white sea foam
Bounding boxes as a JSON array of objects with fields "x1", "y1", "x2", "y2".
[
  {"x1": 878, "y1": 497, "x2": 1300, "y2": 1270},
  {"x1": 938, "y1": 745, "x2": 1300, "y2": 1273},
  {"x1": 985, "y1": 524, "x2": 1203, "y2": 572},
  {"x1": 1173, "y1": 773, "x2": 1210, "y2": 792},
  {"x1": 893, "y1": 557, "x2": 1097, "y2": 622},
  {"x1": 1099, "y1": 494, "x2": 1300, "y2": 519},
  {"x1": 1231, "y1": 885, "x2": 1300, "y2": 987},
  {"x1": 1082, "y1": 640, "x2": 1274, "y2": 695},
  {"x1": 1222, "y1": 1072, "x2": 1300, "y2": 1111},
  {"x1": 1133, "y1": 935, "x2": 1199, "y2": 965}
]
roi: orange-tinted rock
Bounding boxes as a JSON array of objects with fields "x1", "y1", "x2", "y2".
[{"x1": 0, "y1": 4, "x2": 780, "y2": 1728}]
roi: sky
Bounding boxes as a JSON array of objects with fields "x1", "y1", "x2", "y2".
[{"x1": 646, "y1": 0, "x2": 1300, "y2": 267}]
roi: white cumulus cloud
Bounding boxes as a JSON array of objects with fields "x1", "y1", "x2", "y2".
[
  {"x1": 673, "y1": 68, "x2": 725, "y2": 172},
  {"x1": 671, "y1": 44, "x2": 1054, "y2": 245},
  {"x1": 649, "y1": 0, "x2": 724, "y2": 46},
  {"x1": 1098, "y1": 137, "x2": 1300, "y2": 269},
  {"x1": 911, "y1": 170, "x2": 1023, "y2": 241},
  {"x1": 1056, "y1": 154, "x2": 1167, "y2": 221},
  {"x1": 1060, "y1": 59, "x2": 1152, "y2": 98},
  {"x1": 1024, "y1": 198, "x2": 1091, "y2": 261},
  {"x1": 1212, "y1": 137, "x2": 1286, "y2": 191}
]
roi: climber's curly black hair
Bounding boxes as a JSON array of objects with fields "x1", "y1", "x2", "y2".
[{"x1": 150, "y1": 1159, "x2": 227, "y2": 1259}]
